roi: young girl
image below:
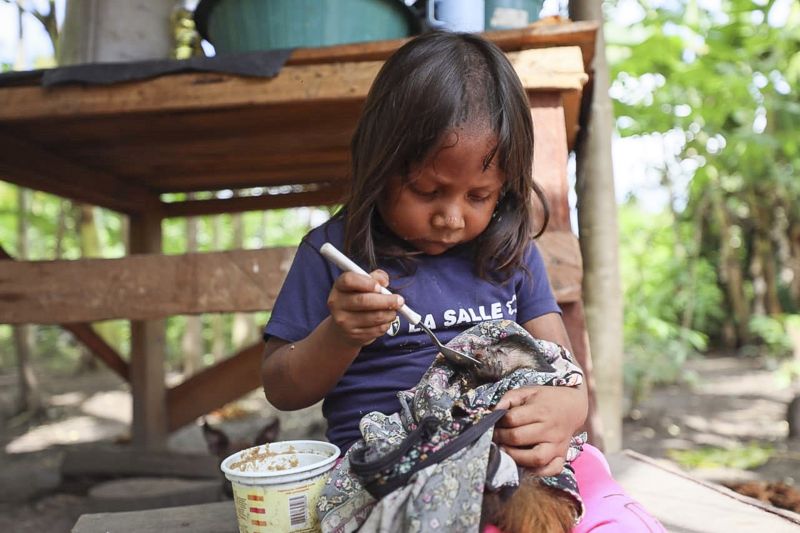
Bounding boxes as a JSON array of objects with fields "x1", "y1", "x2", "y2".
[{"x1": 262, "y1": 31, "x2": 663, "y2": 532}]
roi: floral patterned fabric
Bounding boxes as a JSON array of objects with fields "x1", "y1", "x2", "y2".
[{"x1": 317, "y1": 319, "x2": 586, "y2": 532}]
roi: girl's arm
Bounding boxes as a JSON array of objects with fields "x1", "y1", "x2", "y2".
[
  {"x1": 261, "y1": 269, "x2": 404, "y2": 410},
  {"x1": 492, "y1": 312, "x2": 589, "y2": 476}
]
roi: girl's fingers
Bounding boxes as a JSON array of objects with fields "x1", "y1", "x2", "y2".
[
  {"x1": 494, "y1": 386, "x2": 539, "y2": 412},
  {"x1": 492, "y1": 420, "x2": 545, "y2": 446},
  {"x1": 498, "y1": 442, "x2": 565, "y2": 473},
  {"x1": 335, "y1": 271, "x2": 384, "y2": 293},
  {"x1": 370, "y1": 269, "x2": 390, "y2": 287},
  {"x1": 533, "y1": 455, "x2": 565, "y2": 477}
]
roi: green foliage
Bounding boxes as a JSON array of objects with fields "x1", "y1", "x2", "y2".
[
  {"x1": 608, "y1": 0, "x2": 800, "y2": 359},
  {"x1": 619, "y1": 201, "x2": 721, "y2": 406},
  {"x1": 746, "y1": 314, "x2": 797, "y2": 359},
  {"x1": 667, "y1": 442, "x2": 774, "y2": 470}
]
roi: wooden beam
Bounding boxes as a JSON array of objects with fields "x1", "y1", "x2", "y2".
[
  {"x1": 0, "y1": 48, "x2": 587, "y2": 121},
  {"x1": 153, "y1": 164, "x2": 351, "y2": 194},
  {"x1": 166, "y1": 343, "x2": 262, "y2": 431},
  {"x1": 129, "y1": 212, "x2": 167, "y2": 450},
  {"x1": 162, "y1": 185, "x2": 346, "y2": 218},
  {"x1": 538, "y1": 230, "x2": 583, "y2": 304},
  {"x1": 0, "y1": 130, "x2": 162, "y2": 214},
  {"x1": 0, "y1": 245, "x2": 130, "y2": 380},
  {"x1": 0, "y1": 247, "x2": 297, "y2": 324},
  {"x1": 63, "y1": 323, "x2": 130, "y2": 381},
  {"x1": 531, "y1": 94, "x2": 571, "y2": 231}
]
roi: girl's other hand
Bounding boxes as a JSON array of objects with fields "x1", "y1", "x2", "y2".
[
  {"x1": 327, "y1": 269, "x2": 404, "y2": 347},
  {"x1": 492, "y1": 385, "x2": 587, "y2": 476}
]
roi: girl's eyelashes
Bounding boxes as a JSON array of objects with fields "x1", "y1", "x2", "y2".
[
  {"x1": 408, "y1": 183, "x2": 438, "y2": 198},
  {"x1": 468, "y1": 194, "x2": 492, "y2": 203}
]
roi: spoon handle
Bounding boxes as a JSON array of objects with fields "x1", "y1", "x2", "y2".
[{"x1": 320, "y1": 242, "x2": 422, "y2": 325}]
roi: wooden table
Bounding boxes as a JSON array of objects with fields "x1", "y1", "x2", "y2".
[{"x1": 0, "y1": 21, "x2": 600, "y2": 449}]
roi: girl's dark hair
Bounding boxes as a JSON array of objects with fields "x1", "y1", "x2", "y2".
[{"x1": 341, "y1": 31, "x2": 549, "y2": 280}]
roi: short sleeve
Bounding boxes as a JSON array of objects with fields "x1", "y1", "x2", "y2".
[
  {"x1": 263, "y1": 237, "x2": 336, "y2": 343},
  {"x1": 515, "y1": 241, "x2": 562, "y2": 324}
]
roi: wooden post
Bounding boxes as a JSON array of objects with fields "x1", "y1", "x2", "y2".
[
  {"x1": 129, "y1": 212, "x2": 168, "y2": 450},
  {"x1": 530, "y1": 94, "x2": 603, "y2": 446},
  {"x1": 570, "y1": 1, "x2": 624, "y2": 452}
]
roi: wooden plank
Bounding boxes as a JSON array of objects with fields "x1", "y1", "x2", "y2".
[
  {"x1": 538, "y1": 230, "x2": 583, "y2": 303},
  {"x1": 0, "y1": 130, "x2": 161, "y2": 214},
  {"x1": 0, "y1": 48, "x2": 586, "y2": 121},
  {"x1": 162, "y1": 185, "x2": 346, "y2": 218},
  {"x1": 72, "y1": 501, "x2": 237, "y2": 533},
  {"x1": 166, "y1": 343, "x2": 262, "y2": 431},
  {"x1": 64, "y1": 323, "x2": 130, "y2": 381},
  {"x1": 0, "y1": 239, "x2": 578, "y2": 325},
  {"x1": 285, "y1": 19, "x2": 598, "y2": 70},
  {"x1": 129, "y1": 212, "x2": 167, "y2": 450},
  {"x1": 562, "y1": 300, "x2": 603, "y2": 449},
  {"x1": 0, "y1": 247, "x2": 297, "y2": 324},
  {"x1": 62, "y1": 447, "x2": 222, "y2": 479},
  {"x1": 0, "y1": 245, "x2": 130, "y2": 380},
  {"x1": 153, "y1": 164, "x2": 351, "y2": 194},
  {"x1": 531, "y1": 94, "x2": 571, "y2": 231},
  {"x1": 608, "y1": 450, "x2": 800, "y2": 531}
]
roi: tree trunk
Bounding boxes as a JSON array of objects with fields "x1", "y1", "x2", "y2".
[
  {"x1": 790, "y1": 223, "x2": 800, "y2": 309},
  {"x1": 182, "y1": 194, "x2": 203, "y2": 376},
  {"x1": 682, "y1": 194, "x2": 709, "y2": 330},
  {"x1": 569, "y1": 0, "x2": 624, "y2": 452},
  {"x1": 232, "y1": 212, "x2": 256, "y2": 346},
  {"x1": 711, "y1": 188, "x2": 750, "y2": 345},
  {"x1": 211, "y1": 215, "x2": 226, "y2": 361},
  {"x1": 759, "y1": 234, "x2": 782, "y2": 316},
  {"x1": 13, "y1": 187, "x2": 42, "y2": 416}
]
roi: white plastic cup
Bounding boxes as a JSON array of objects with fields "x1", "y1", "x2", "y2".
[{"x1": 221, "y1": 440, "x2": 340, "y2": 533}]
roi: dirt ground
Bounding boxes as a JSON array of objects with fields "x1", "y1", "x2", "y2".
[{"x1": 0, "y1": 354, "x2": 798, "y2": 532}]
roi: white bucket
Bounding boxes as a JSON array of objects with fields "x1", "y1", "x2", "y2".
[{"x1": 221, "y1": 440, "x2": 340, "y2": 533}]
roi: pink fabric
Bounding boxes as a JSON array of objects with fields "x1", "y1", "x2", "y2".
[{"x1": 484, "y1": 444, "x2": 666, "y2": 533}]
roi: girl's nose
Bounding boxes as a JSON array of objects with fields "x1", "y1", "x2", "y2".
[{"x1": 431, "y1": 205, "x2": 465, "y2": 230}]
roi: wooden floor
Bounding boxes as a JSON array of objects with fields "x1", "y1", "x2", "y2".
[{"x1": 608, "y1": 450, "x2": 800, "y2": 533}]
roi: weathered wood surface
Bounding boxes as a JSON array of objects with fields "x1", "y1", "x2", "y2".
[
  {"x1": 166, "y1": 343, "x2": 262, "y2": 431},
  {"x1": 284, "y1": 19, "x2": 598, "y2": 71},
  {"x1": 0, "y1": 45, "x2": 587, "y2": 214},
  {"x1": 0, "y1": 245, "x2": 129, "y2": 379},
  {"x1": 1, "y1": 239, "x2": 580, "y2": 325},
  {"x1": 61, "y1": 447, "x2": 222, "y2": 480},
  {"x1": 72, "y1": 501, "x2": 237, "y2": 533},
  {"x1": 531, "y1": 94, "x2": 571, "y2": 232},
  {"x1": 162, "y1": 184, "x2": 346, "y2": 218},
  {"x1": 609, "y1": 450, "x2": 800, "y2": 532},
  {"x1": 87, "y1": 477, "x2": 222, "y2": 513},
  {"x1": 0, "y1": 48, "x2": 585, "y2": 120},
  {"x1": 0, "y1": 247, "x2": 296, "y2": 324},
  {"x1": 0, "y1": 131, "x2": 161, "y2": 215},
  {"x1": 538, "y1": 230, "x2": 583, "y2": 304}
]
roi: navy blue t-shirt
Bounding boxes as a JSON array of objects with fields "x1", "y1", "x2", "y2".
[{"x1": 263, "y1": 217, "x2": 561, "y2": 450}]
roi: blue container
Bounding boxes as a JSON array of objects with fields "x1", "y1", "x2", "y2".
[
  {"x1": 195, "y1": 0, "x2": 418, "y2": 53},
  {"x1": 485, "y1": 0, "x2": 544, "y2": 30},
  {"x1": 427, "y1": 0, "x2": 485, "y2": 33}
]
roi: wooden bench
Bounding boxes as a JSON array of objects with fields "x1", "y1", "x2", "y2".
[{"x1": 71, "y1": 450, "x2": 800, "y2": 532}]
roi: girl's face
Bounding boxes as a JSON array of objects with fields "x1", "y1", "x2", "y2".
[{"x1": 378, "y1": 127, "x2": 506, "y2": 256}]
